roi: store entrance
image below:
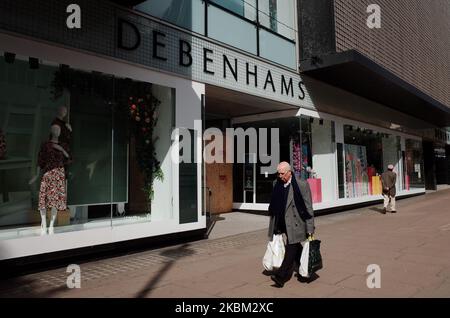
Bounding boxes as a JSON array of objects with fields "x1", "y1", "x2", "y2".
[{"x1": 204, "y1": 85, "x2": 297, "y2": 214}]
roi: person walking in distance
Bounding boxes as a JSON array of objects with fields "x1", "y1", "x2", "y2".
[{"x1": 381, "y1": 164, "x2": 397, "y2": 214}]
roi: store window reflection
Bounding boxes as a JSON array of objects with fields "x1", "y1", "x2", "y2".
[
  {"x1": 233, "y1": 117, "x2": 299, "y2": 204},
  {"x1": 382, "y1": 135, "x2": 402, "y2": 191},
  {"x1": 405, "y1": 139, "x2": 424, "y2": 189},
  {"x1": 0, "y1": 55, "x2": 78, "y2": 239},
  {"x1": 342, "y1": 125, "x2": 408, "y2": 198},
  {"x1": 232, "y1": 116, "x2": 335, "y2": 205},
  {"x1": 299, "y1": 116, "x2": 335, "y2": 203},
  {"x1": 0, "y1": 52, "x2": 175, "y2": 240},
  {"x1": 343, "y1": 125, "x2": 383, "y2": 198}
]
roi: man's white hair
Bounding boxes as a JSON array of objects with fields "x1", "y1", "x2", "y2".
[{"x1": 277, "y1": 161, "x2": 291, "y2": 172}]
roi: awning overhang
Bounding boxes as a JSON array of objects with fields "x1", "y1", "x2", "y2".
[{"x1": 300, "y1": 50, "x2": 450, "y2": 127}]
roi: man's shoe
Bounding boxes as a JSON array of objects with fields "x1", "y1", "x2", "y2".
[
  {"x1": 262, "y1": 270, "x2": 273, "y2": 276},
  {"x1": 270, "y1": 275, "x2": 284, "y2": 288},
  {"x1": 297, "y1": 275, "x2": 310, "y2": 283},
  {"x1": 390, "y1": 210, "x2": 397, "y2": 213},
  {"x1": 382, "y1": 208, "x2": 387, "y2": 214}
]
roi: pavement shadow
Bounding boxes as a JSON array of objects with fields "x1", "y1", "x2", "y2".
[
  {"x1": 0, "y1": 275, "x2": 69, "y2": 298},
  {"x1": 134, "y1": 243, "x2": 196, "y2": 298},
  {"x1": 205, "y1": 214, "x2": 225, "y2": 238},
  {"x1": 369, "y1": 207, "x2": 386, "y2": 214}
]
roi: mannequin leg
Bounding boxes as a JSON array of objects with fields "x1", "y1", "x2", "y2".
[
  {"x1": 39, "y1": 208, "x2": 47, "y2": 235},
  {"x1": 49, "y1": 208, "x2": 57, "y2": 234}
]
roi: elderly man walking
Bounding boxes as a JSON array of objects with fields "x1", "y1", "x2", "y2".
[
  {"x1": 268, "y1": 162, "x2": 315, "y2": 288},
  {"x1": 381, "y1": 164, "x2": 397, "y2": 214}
]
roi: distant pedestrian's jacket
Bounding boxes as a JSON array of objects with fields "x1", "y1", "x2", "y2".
[{"x1": 381, "y1": 171, "x2": 397, "y2": 197}]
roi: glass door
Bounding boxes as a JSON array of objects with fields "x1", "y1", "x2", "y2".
[{"x1": 243, "y1": 153, "x2": 256, "y2": 203}]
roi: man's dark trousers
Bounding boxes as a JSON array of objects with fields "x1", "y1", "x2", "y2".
[
  {"x1": 277, "y1": 241, "x2": 302, "y2": 281},
  {"x1": 274, "y1": 183, "x2": 302, "y2": 282}
]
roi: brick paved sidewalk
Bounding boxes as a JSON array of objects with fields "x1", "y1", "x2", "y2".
[{"x1": 1, "y1": 190, "x2": 450, "y2": 298}]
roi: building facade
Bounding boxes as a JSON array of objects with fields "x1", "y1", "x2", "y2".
[
  {"x1": 298, "y1": 0, "x2": 450, "y2": 189},
  {"x1": 0, "y1": 0, "x2": 449, "y2": 262}
]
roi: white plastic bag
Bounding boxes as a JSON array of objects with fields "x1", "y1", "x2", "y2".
[
  {"x1": 262, "y1": 234, "x2": 285, "y2": 271},
  {"x1": 299, "y1": 240, "x2": 310, "y2": 278}
]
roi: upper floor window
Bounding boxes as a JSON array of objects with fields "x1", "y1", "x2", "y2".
[
  {"x1": 210, "y1": 0, "x2": 257, "y2": 21},
  {"x1": 258, "y1": 0, "x2": 296, "y2": 40},
  {"x1": 134, "y1": 0, "x2": 297, "y2": 69},
  {"x1": 134, "y1": 0, "x2": 205, "y2": 34}
]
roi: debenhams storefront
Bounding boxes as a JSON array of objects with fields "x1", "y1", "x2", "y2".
[{"x1": 0, "y1": 0, "x2": 426, "y2": 262}]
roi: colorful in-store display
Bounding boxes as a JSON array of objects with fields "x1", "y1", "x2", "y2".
[
  {"x1": 307, "y1": 178, "x2": 322, "y2": 203},
  {"x1": 345, "y1": 144, "x2": 369, "y2": 198}
]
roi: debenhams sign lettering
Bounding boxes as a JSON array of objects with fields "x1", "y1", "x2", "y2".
[{"x1": 118, "y1": 18, "x2": 306, "y2": 101}]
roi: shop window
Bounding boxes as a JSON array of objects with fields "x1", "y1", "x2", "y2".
[
  {"x1": 382, "y1": 135, "x2": 402, "y2": 191},
  {"x1": 336, "y1": 143, "x2": 345, "y2": 199},
  {"x1": 342, "y1": 125, "x2": 409, "y2": 198},
  {"x1": 343, "y1": 125, "x2": 384, "y2": 198},
  {"x1": 299, "y1": 116, "x2": 335, "y2": 203},
  {"x1": 231, "y1": 116, "x2": 336, "y2": 205},
  {"x1": 232, "y1": 117, "x2": 298, "y2": 204},
  {"x1": 0, "y1": 53, "x2": 175, "y2": 240},
  {"x1": 405, "y1": 139, "x2": 424, "y2": 189}
]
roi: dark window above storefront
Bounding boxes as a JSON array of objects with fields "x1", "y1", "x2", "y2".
[{"x1": 299, "y1": 50, "x2": 450, "y2": 128}]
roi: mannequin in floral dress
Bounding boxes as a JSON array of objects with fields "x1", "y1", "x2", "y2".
[{"x1": 30, "y1": 125, "x2": 69, "y2": 235}]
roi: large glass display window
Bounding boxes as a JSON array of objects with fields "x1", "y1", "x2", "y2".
[
  {"x1": 342, "y1": 124, "x2": 410, "y2": 198},
  {"x1": 382, "y1": 134, "x2": 403, "y2": 191},
  {"x1": 232, "y1": 115, "x2": 336, "y2": 205},
  {"x1": 0, "y1": 52, "x2": 175, "y2": 240},
  {"x1": 405, "y1": 139, "x2": 425, "y2": 189},
  {"x1": 233, "y1": 117, "x2": 299, "y2": 204},
  {"x1": 299, "y1": 116, "x2": 336, "y2": 203},
  {"x1": 343, "y1": 125, "x2": 383, "y2": 198}
]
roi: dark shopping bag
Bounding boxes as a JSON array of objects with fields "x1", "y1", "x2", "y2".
[{"x1": 308, "y1": 239, "x2": 323, "y2": 275}]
